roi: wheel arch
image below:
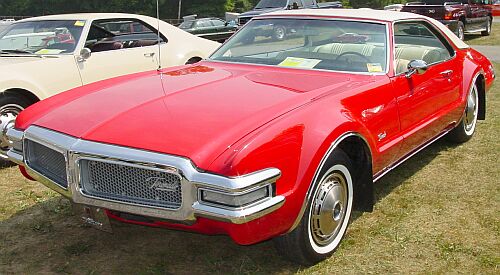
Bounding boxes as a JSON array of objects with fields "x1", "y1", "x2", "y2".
[
  {"x1": 288, "y1": 130, "x2": 375, "y2": 233},
  {"x1": 185, "y1": 56, "x2": 203, "y2": 65},
  {"x1": 475, "y1": 73, "x2": 486, "y2": 120},
  {"x1": 1, "y1": 88, "x2": 41, "y2": 105}
]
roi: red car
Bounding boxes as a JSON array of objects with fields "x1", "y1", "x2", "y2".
[
  {"x1": 487, "y1": 0, "x2": 500, "y2": 17},
  {"x1": 2, "y1": 9, "x2": 495, "y2": 265}
]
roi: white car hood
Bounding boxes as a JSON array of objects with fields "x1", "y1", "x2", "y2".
[{"x1": 0, "y1": 56, "x2": 54, "y2": 66}]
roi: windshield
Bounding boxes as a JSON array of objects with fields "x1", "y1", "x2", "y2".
[
  {"x1": 179, "y1": 21, "x2": 195, "y2": 29},
  {"x1": 0, "y1": 20, "x2": 85, "y2": 54},
  {"x1": 418, "y1": 0, "x2": 448, "y2": 4},
  {"x1": 255, "y1": 0, "x2": 288, "y2": 9},
  {"x1": 210, "y1": 19, "x2": 388, "y2": 73}
]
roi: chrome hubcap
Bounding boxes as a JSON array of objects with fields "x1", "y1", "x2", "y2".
[
  {"x1": 0, "y1": 104, "x2": 23, "y2": 152},
  {"x1": 310, "y1": 172, "x2": 348, "y2": 246},
  {"x1": 275, "y1": 27, "x2": 285, "y2": 39},
  {"x1": 464, "y1": 86, "x2": 478, "y2": 132}
]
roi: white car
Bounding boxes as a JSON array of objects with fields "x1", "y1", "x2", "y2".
[
  {"x1": 384, "y1": 4, "x2": 404, "y2": 12},
  {"x1": 0, "y1": 13, "x2": 220, "y2": 157}
]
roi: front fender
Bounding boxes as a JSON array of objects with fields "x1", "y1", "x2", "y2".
[
  {"x1": 206, "y1": 95, "x2": 374, "y2": 243},
  {"x1": 0, "y1": 78, "x2": 47, "y2": 100}
]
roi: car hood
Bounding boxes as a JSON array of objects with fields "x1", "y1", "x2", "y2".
[
  {"x1": 26, "y1": 61, "x2": 373, "y2": 170},
  {"x1": 0, "y1": 56, "x2": 49, "y2": 66},
  {"x1": 240, "y1": 8, "x2": 284, "y2": 17}
]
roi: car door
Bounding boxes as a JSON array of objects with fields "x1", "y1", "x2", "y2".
[
  {"x1": 468, "y1": 0, "x2": 488, "y2": 29},
  {"x1": 211, "y1": 19, "x2": 227, "y2": 32},
  {"x1": 391, "y1": 21, "x2": 462, "y2": 156},
  {"x1": 77, "y1": 18, "x2": 161, "y2": 85}
]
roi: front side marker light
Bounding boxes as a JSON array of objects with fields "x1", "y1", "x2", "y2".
[{"x1": 201, "y1": 186, "x2": 270, "y2": 208}]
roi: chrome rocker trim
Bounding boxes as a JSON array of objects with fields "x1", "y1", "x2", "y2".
[{"x1": 7, "y1": 126, "x2": 284, "y2": 225}]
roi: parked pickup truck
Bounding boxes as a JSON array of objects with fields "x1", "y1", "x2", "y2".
[
  {"x1": 238, "y1": 0, "x2": 342, "y2": 26},
  {"x1": 401, "y1": 1, "x2": 493, "y2": 40}
]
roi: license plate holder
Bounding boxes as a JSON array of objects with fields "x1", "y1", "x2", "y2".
[{"x1": 74, "y1": 204, "x2": 113, "y2": 233}]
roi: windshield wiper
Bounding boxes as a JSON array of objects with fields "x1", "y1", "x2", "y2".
[{"x1": 0, "y1": 49, "x2": 34, "y2": 54}]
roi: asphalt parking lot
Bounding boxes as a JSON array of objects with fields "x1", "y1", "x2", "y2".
[{"x1": 470, "y1": 18, "x2": 500, "y2": 62}]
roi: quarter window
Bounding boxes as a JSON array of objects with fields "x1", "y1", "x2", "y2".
[
  {"x1": 393, "y1": 21, "x2": 454, "y2": 74},
  {"x1": 86, "y1": 19, "x2": 164, "y2": 53},
  {"x1": 303, "y1": 0, "x2": 315, "y2": 6}
]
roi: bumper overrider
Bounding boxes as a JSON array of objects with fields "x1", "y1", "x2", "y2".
[{"x1": 5, "y1": 125, "x2": 285, "y2": 227}]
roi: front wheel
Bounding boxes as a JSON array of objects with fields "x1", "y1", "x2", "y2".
[
  {"x1": 0, "y1": 94, "x2": 32, "y2": 160},
  {"x1": 273, "y1": 25, "x2": 286, "y2": 41},
  {"x1": 274, "y1": 149, "x2": 354, "y2": 266},
  {"x1": 447, "y1": 82, "x2": 479, "y2": 143},
  {"x1": 481, "y1": 18, "x2": 492, "y2": 36}
]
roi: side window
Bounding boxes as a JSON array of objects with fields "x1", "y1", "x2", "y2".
[
  {"x1": 393, "y1": 21, "x2": 454, "y2": 74},
  {"x1": 290, "y1": 0, "x2": 304, "y2": 8},
  {"x1": 211, "y1": 19, "x2": 225, "y2": 27},
  {"x1": 87, "y1": 19, "x2": 164, "y2": 53},
  {"x1": 303, "y1": 0, "x2": 315, "y2": 6}
]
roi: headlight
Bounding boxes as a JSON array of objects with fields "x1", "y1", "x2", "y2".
[{"x1": 200, "y1": 185, "x2": 272, "y2": 208}]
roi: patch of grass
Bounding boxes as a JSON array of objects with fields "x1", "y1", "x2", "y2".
[
  {"x1": 63, "y1": 241, "x2": 91, "y2": 256},
  {"x1": 0, "y1": 64, "x2": 498, "y2": 274},
  {"x1": 466, "y1": 23, "x2": 500, "y2": 45}
]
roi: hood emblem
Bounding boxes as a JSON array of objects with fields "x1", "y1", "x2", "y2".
[{"x1": 146, "y1": 177, "x2": 178, "y2": 192}]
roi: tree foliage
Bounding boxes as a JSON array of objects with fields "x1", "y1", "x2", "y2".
[{"x1": 0, "y1": 0, "x2": 406, "y2": 18}]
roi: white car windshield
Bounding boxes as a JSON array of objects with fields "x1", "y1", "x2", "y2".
[
  {"x1": 210, "y1": 19, "x2": 388, "y2": 73},
  {"x1": 0, "y1": 20, "x2": 85, "y2": 55}
]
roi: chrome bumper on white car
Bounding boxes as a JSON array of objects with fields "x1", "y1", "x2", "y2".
[{"x1": 6, "y1": 126, "x2": 284, "y2": 225}]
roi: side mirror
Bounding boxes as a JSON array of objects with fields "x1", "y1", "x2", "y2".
[
  {"x1": 77, "y1": 47, "x2": 91, "y2": 62},
  {"x1": 406, "y1": 59, "x2": 428, "y2": 78}
]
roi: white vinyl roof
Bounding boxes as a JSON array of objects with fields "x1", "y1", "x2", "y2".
[
  {"x1": 17, "y1": 13, "x2": 151, "y2": 22},
  {"x1": 265, "y1": 9, "x2": 469, "y2": 49}
]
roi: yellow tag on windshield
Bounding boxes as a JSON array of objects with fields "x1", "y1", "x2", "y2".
[
  {"x1": 278, "y1": 57, "x2": 321, "y2": 69},
  {"x1": 74, "y1": 20, "x2": 85, "y2": 27},
  {"x1": 367, "y1": 63, "x2": 383, "y2": 73},
  {"x1": 35, "y1": 49, "x2": 64, "y2": 54}
]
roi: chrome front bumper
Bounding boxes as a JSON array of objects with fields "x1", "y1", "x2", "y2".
[{"x1": 6, "y1": 126, "x2": 284, "y2": 225}]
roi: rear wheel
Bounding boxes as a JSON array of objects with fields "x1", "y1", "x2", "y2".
[
  {"x1": 457, "y1": 21, "x2": 465, "y2": 40},
  {"x1": 447, "y1": 82, "x2": 479, "y2": 143},
  {"x1": 273, "y1": 25, "x2": 286, "y2": 41},
  {"x1": 0, "y1": 94, "x2": 33, "y2": 162},
  {"x1": 274, "y1": 149, "x2": 354, "y2": 266},
  {"x1": 481, "y1": 18, "x2": 492, "y2": 36}
]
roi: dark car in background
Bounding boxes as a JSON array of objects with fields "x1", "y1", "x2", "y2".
[
  {"x1": 402, "y1": 0, "x2": 493, "y2": 40},
  {"x1": 238, "y1": 0, "x2": 343, "y2": 26},
  {"x1": 179, "y1": 17, "x2": 237, "y2": 42}
]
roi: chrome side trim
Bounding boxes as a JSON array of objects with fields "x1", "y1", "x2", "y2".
[
  {"x1": 10, "y1": 125, "x2": 284, "y2": 224},
  {"x1": 373, "y1": 126, "x2": 454, "y2": 182},
  {"x1": 288, "y1": 132, "x2": 371, "y2": 233}
]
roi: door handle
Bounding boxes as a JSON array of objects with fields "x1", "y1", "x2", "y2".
[
  {"x1": 144, "y1": 52, "x2": 155, "y2": 57},
  {"x1": 440, "y1": 70, "x2": 453, "y2": 77}
]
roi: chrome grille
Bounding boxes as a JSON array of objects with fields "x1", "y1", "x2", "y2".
[
  {"x1": 79, "y1": 160, "x2": 182, "y2": 209},
  {"x1": 25, "y1": 140, "x2": 68, "y2": 188}
]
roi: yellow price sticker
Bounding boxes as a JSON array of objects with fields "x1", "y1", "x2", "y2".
[
  {"x1": 278, "y1": 57, "x2": 322, "y2": 69},
  {"x1": 367, "y1": 63, "x2": 383, "y2": 73},
  {"x1": 74, "y1": 20, "x2": 85, "y2": 27}
]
